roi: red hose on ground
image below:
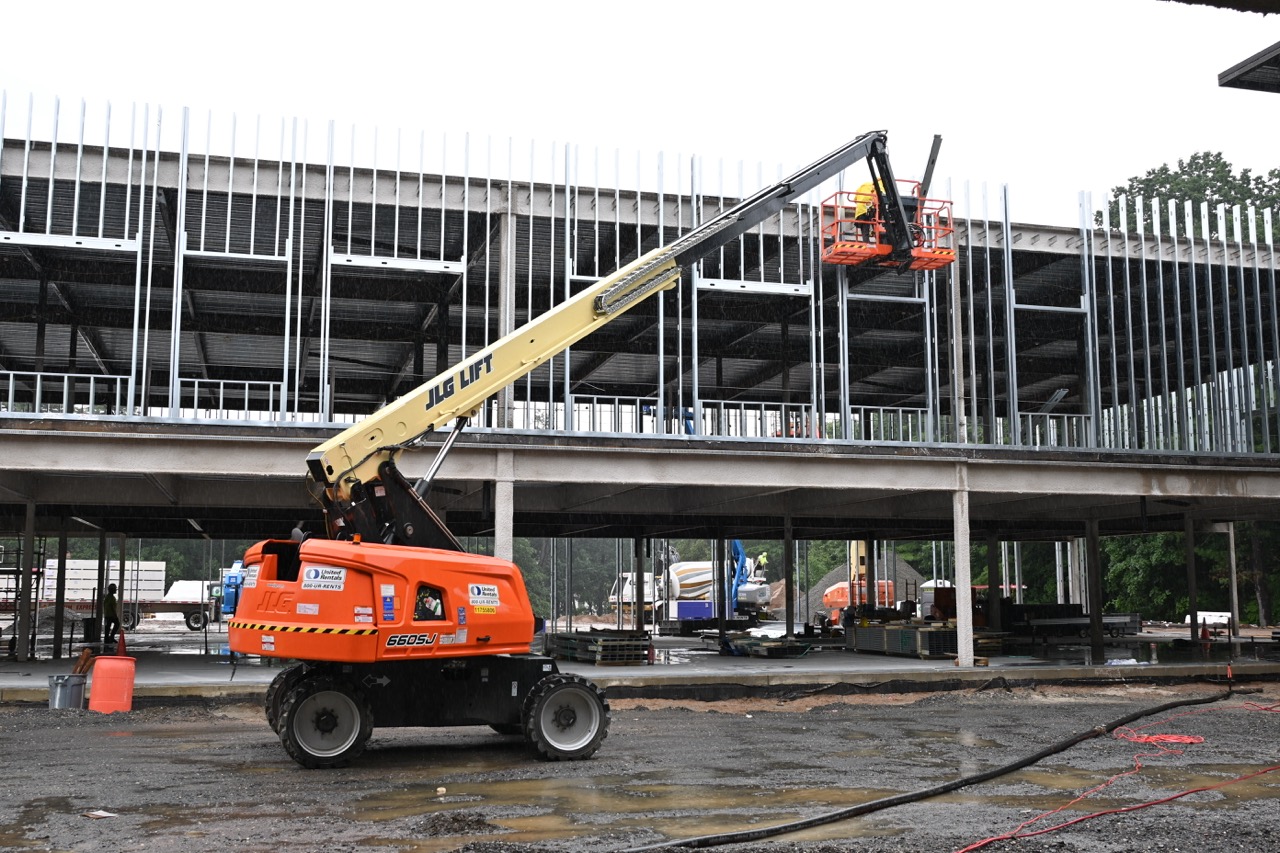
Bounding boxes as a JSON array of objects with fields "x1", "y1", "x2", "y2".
[{"x1": 956, "y1": 698, "x2": 1280, "y2": 852}]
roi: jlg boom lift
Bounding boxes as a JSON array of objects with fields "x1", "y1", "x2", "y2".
[{"x1": 228, "y1": 130, "x2": 955, "y2": 768}]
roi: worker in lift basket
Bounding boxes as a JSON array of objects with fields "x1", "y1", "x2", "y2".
[
  {"x1": 102, "y1": 583, "x2": 121, "y2": 648},
  {"x1": 852, "y1": 180, "x2": 883, "y2": 242}
]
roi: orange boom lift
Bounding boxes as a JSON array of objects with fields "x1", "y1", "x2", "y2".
[{"x1": 228, "y1": 130, "x2": 953, "y2": 768}]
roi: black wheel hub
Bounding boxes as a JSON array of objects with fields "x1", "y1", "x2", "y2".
[
  {"x1": 553, "y1": 705, "x2": 577, "y2": 730},
  {"x1": 314, "y1": 709, "x2": 339, "y2": 734}
]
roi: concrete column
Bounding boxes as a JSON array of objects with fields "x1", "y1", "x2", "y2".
[
  {"x1": 953, "y1": 466, "x2": 974, "y2": 667},
  {"x1": 1086, "y1": 519, "x2": 1104, "y2": 663},
  {"x1": 493, "y1": 481, "x2": 514, "y2": 562},
  {"x1": 16, "y1": 501, "x2": 35, "y2": 662}
]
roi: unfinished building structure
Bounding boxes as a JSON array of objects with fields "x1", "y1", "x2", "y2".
[{"x1": 1, "y1": 96, "x2": 1278, "y2": 661}]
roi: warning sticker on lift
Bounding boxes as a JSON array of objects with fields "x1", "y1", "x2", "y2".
[
  {"x1": 301, "y1": 565, "x2": 347, "y2": 591},
  {"x1": 469, "y1": 584, "x2": 500, "y2": 608}
]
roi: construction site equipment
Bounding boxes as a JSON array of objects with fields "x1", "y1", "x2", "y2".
[{"x1": 229, "y1": 130, "x2": 938, "y2": 769}]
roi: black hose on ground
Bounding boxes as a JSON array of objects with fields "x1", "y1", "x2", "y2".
[{"x1": 619, "y1": 688, "x2": 1236, "y2": 852}]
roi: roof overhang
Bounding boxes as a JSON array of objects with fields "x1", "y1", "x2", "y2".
[{"x1": 1219, "y1": 39, "x2": 1280, "y2": 93}]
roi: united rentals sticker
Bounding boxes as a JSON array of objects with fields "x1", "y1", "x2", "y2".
[
  {"x1": 243, "y1": 564, "x2": 260, "y2": 589},
  {"x1": 301, "y1": 565, "x2": 347, "y2": 591},
  {"x1": 469, "y1": 584, "x2": 500, "y2": 607}
]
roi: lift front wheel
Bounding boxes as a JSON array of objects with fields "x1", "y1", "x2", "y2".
[
  {"x1": 522, "y1": 674, "x2": 610, "y2": 761},
  {"x1": 277, "y1": 675, "x2": 372, "y2": 768},
  {"x1": 264, "y1": 664, "x2": 308, "y2": 734}
]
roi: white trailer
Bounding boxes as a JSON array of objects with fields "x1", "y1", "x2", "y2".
[{"x1": 40, "y1": 560, "x2": 215, "y2": 631}]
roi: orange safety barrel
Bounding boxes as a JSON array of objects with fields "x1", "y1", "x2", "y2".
[
  {"x1": 88, "y1": 656, "x2": 136, "y2": 713},
  {"x1": 820, "y1": 181, "x2": 956, "y2": 271}
]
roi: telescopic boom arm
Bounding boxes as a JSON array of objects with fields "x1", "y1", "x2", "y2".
[{"x1": 307, "y1": 130, "x2": 917, "y2": 548}]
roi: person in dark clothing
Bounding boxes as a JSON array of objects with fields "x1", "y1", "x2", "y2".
[{"x1": 102, "y1": 583, "x2": 121, "y2": 647}]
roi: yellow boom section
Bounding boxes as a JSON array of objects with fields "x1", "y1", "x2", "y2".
[
  {"x1": 308, "y1": 238, "x2": 708, "y2": 500},
  {"x1": 308, "y1": 130, "x2": 903, "y2": 508}
]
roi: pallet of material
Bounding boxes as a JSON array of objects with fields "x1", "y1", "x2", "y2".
[
  {"x1": 547, "y1": 630, "x2": 650, "y2": 665},
  {"x1": 728, "y1": 638, "x2": 811, "y2": 658}
]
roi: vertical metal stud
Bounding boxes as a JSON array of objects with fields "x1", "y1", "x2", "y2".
[
  {"x1": 46, "y1": 96, "x2": 60, "y2": 235},
  {"x1": 200, "y1": 110, "x2": 210, "y2": 251},
  {"x1": 98, "y1": 101, "x2": 110, "y2": 239},
  {"x1": 19, "y1": 93, "x2": 33, "y2": 233},
  {"x1": 225, "y1": 113, "x2": 236, "y2": 254},
  {"x1": 1247, "y1": 206, "x2": 1268, "y2": 454},
  {"x1": 1152, "y1": 198, "x2": 1172, "y2": 448},
  {"x1": 72, "y1": 99, "x2": 85, "y2": 237},
  {"x1": 250, "y1": 115, "x2": 260, "y2": 256},
  {"x1": 1001, "y1": 185, "x2": 1019, "y2": 446}
]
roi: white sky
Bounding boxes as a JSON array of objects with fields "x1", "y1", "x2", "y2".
[{"x1": 2, "y1": 0, "x2": 1276, "y2": 226}]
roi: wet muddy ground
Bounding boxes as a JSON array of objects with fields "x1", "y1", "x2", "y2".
[{"x1": 1, "y1": 682, "x2": 1277, "y2": 853}]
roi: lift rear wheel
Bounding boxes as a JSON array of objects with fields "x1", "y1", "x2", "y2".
[
  {"x1": 522, "y1": 673, "x2": 609, "y2": 761},
  {"x1": 277, "y1": 675, "x2": 372, "y2": 768},
  {"x1": 264, "y1": 664, "x2": 307, "y2": 734}
]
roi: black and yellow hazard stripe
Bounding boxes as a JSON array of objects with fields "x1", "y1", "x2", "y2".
[{"x1": 229, "y1": 620, "x2": 378, "y2": 636}]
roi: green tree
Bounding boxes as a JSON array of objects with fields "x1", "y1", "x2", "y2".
[{"x1": 1095, "y1": 152, "x2": 1279, "y2": 240}]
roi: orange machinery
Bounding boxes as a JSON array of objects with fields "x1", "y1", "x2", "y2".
[{"x1": 228, "y1": 537, "x2": 607, "y2": 768}]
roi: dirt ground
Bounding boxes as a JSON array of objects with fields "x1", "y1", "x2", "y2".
[{"x1": 1, "y1": 681, "x2": 1278, "y2": 853}]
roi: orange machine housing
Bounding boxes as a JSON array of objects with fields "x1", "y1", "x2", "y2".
[
  {"x1": 227, "y1": 538, "x2": 538, "y2": 663},
  {"x1": 822, "y1": 579, "x2": 897, "y2": 622}
]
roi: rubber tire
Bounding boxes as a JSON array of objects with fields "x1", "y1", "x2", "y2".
[
  {"x1": 264, "y1": 664, "x2": 308, "y2": 734},
  {"x1": 185, "y1": 610, "x2": 208, "y2": 631},
  {"x1": 522, "y1": 673, "x2": 609, "y2": 761},
  {"x1": 121, "y1": 607, "x2": 140, "y2": 631},
  {"x1": 277, "y1": 675, "x2": 372, "y2": 769}
]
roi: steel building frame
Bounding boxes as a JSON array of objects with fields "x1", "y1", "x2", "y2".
[{"x1": 2, "y1": 95, "x2": 1278, "y2": 461}]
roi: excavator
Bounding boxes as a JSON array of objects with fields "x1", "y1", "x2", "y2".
[{"x1": 227, "y1": 129, "x2": 954, "y2": 768}]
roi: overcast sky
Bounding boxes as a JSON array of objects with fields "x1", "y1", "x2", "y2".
[{"x1": 2, "y1": 0, "x2": 1276, "y2": 226}]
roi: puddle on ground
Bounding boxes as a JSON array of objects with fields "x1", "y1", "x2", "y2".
[
  {"x1": 356, "y1": 775, "x2": 905, "y2": 849},
  {"x1": 902, "y1": 729, "x2": 1002, "y2": 748}
]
